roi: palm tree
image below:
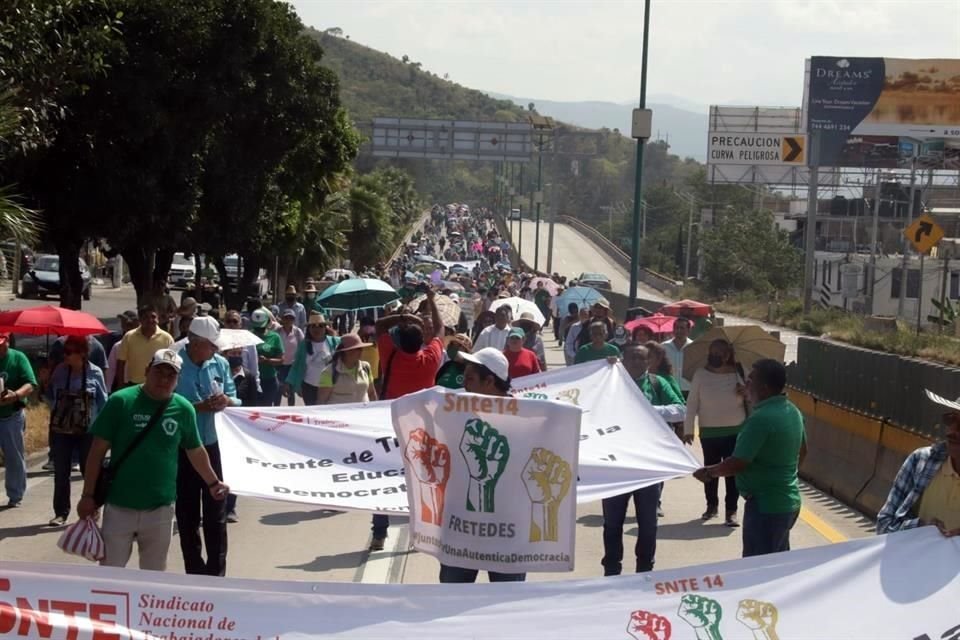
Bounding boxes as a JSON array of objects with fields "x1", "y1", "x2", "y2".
[{"x1": 0, "y1": 95, "x2": 43, "y2": 247}]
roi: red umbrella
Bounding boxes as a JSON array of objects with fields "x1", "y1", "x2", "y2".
[
  {"x1": 659, "y1": 299, "x2": 713, "y2": 318},
  {"x1": 0, "y1": 305, "x2": 109, "y2": 337},
  {"x1": 625, "y1": 313, "x2": 677, "y2": 336}
]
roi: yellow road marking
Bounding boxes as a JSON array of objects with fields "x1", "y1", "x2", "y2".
[{"x1": 799, "y1": 506, "x2": 847, "y2": 543}]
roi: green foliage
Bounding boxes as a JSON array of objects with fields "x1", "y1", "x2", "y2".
[
  {"x1": 700, "y1": 208, "x2": 802, "y2": 296},
  {"x1": 0, "y1": 95, "x2": 42, "y2": 245},
  {"x1": 928, "y1": 297, "x2": 957, "y2": 327}
]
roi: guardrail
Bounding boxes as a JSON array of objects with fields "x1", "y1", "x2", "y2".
[
  {"x1": 556, "y1": 215, "x2": 682, "y2": 295},
  {"x1": 387, "y1": 210, "x2": 432, "y2": 264}
]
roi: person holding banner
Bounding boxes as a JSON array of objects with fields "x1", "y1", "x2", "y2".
[
  {"x1": 693, "y1": 359, "x2": 806, "y2": 558},
  {"x1": 174, "y1": 317, "x2": 239, "y2": 576},
  {"x1": 435, "y1": 334, "x2": 472, "y2": 389},
  {"x1": 438, "y1": 347, "x2": 526, "y2": 584},
  {"x1": 370, "y1": 290, "x2": 444, "y2": 551},
  {"x1": 599, "y1": 342, "x2": 686, "y2": 576},
  {"x1": 575, "y1": 322, "x2": 621, "y2": 364}
]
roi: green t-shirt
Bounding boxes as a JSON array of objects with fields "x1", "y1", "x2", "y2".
[
  {"x1": 733, "y1": 395, "x2": 806, "y2": 514},
  {"x1": 435, "y1": 362, "x2": 465, "y2": 389},
  {"x1": 255, "y1": 330, "x2": 284, "y2": 380},
  {"x1": 534, "y1": 289, "x2": 551, "y2": 308},
  {"x1": 575, "y1": 342, "x2": 620, "y2": 364},
  {"x1": 90, "y1": 386, "x2": 201, "y2": 510},
  {"x1": 0, "y1": 348, "x2": 37, "y2": 418},
  {"x1": 635, "y1": 373, "x2": 685, "y2": 407}
]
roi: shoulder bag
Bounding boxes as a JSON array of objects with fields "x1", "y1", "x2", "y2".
[{"x1": 93, "y1": 398, "x2": 170, "y2": 507}]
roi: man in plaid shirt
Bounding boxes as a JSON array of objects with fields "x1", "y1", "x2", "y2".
[{"x1": 877, "y1": 390, "x2": 960, "y2": 537}]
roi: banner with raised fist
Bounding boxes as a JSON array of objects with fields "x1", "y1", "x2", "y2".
[{"x1": 393, "y1": 388, "x2": 582, "y2": 573}]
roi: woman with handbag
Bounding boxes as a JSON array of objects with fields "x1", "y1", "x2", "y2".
[{"x1": 45, "y1": 336, "x2": 108, "y2": 527}]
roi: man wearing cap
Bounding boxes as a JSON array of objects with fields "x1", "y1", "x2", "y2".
[
  {"x1": 174, "y1": 317, "x2": 239, "y2": 576},
  {"x1": 439, "y1": 347, "x2": 526, "y2": 584},
  {"x1": 177, "y1": 296, "x2": 199, "y2": 321},
  {"x1": 878, "y1": 390, "x2": 960, "y2": 537},
  {"x1": 78, "y1": 349, "x2": 228, "y2": 571},
  {"x1": 0, "y1": 333, "x2": 37, "y2": 507},
  {"x1": 115, "y1": 305, "x2": 175, "y2": 388},
  {"x1": 279, "y1": 285, "x2": 307, "y2": 329},
  {"x1": 474, "y1": 305, "x2": 513, "y2": 352},
  {"x1": 250, "y1": 308, "x2": 284, "y2": 406}
]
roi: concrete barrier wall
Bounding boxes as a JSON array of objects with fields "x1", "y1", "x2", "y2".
[{"x1": 788, "y1": 388, "x2": 933, "y2": 520}]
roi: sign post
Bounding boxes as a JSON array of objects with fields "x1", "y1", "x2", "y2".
[
  {"x1": 803, "y1": 132, "x2": 820, "y2": 313},
  {"x1": 903, "y1": 214, "x2": 945, "y2": 335}
]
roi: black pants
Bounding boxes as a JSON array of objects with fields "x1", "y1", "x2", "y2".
[
  {"x1": 701, "y1": 434, "x2": 740, "y2": 513},
  {"x1": 601, "y1": 484, "x2": 660, "y2": 575},
  {"x1": 52, "y1": 432, "x2": 91, "y2": 519},
  {"x1": 177, "y1": 443, "x2": 227, "y2": 576},
  {"x1": 301, "y1": 382, "x2": 319, "y2": 406},
  {"x1": 439, "y1": 564, "x2": 525, "y2": 583},
  {"x1": 742, "y1": 498, "x2": 799, "y2": 557}
]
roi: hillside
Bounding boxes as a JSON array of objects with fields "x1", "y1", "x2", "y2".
[{"x1": 309, "y1": 29, "x2": 529, "y2": 124}]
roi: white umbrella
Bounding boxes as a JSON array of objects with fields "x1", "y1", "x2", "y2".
[
  {"x1": 489, "y1": 297, "x2": 546, "y2": 326},
  {"x1": 217, "y1": 329, "x2": 263, "y2": 351}
]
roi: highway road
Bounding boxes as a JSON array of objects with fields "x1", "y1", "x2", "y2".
[{"x1": 0, "y1": 255, "x2": 869, "y2": 585}]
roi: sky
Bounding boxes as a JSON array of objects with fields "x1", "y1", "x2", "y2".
[{"x1": 290, "y1": 0, "x2": 960, "y2": 110}]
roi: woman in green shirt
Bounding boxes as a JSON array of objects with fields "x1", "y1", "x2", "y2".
[
  {"x1": 435, "y1": 334, "x2": 472, "y2": 390},
  {"x1": 644, "y1": 341, "x2": 685, "y2": 401}
]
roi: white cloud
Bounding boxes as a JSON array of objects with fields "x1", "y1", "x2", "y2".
[{"x1": 293, "y1": 0, "x2": 960, "y2": 108}]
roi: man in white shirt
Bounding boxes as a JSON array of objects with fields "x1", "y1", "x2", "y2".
[
  {"x1": 473, "y1": 305, "x2": 513, "y2": 351},
  {"x1": 661, "y1": 317, "x2": 694, "y2": 395}
]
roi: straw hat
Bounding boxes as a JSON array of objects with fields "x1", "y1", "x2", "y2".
[
  {"x1": 336, "y1": 334, "x2": 372, "y2": 352},
  {"x1": 513, "y1": 311, "x2": 542, "y2": 333}
]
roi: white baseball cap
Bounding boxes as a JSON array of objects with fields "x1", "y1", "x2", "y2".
[
  {"x1": 460, "y1": 347, "x2": 510, "y2": 382},
  {"x1": 188, "y1": 316, "x2": 221, "y2": 348},
  {"x1": 149, "y1": 349, "x2": 183, "y2": 372}
]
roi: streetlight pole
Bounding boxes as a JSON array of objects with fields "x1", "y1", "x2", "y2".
[
  {"x1": 628, "y1": 0, "x2": 653, "y2": 306},
  {"x1": 534, "y1": 133, "x2": 544, "y2": 272}
]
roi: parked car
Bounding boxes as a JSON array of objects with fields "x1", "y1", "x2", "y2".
[
  {"x1": 577, "y1": 272, "x2": 611, "y2": 290},
  {"x1": 168, "y1": 252, "x2": 197, "y2": 290},
  {"x1": 21, "y1": 254, "x2": 92, "y2": 300}
]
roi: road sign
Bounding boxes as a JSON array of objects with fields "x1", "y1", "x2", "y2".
[
  {"x1": 708, "y1": 133, "x2": 808, "y2": 166},
  {"x1": 904, "y1": 214, "x2": 944, "y2": 254},
  {"x1": 370, "y1": 118, "x2": 533, "y2": 162}
]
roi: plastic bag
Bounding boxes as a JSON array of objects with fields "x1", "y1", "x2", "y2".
[{"x1": 56, "y1": 517, "x2": 105, "y2": 562}]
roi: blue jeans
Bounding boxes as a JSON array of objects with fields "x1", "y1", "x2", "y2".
[
  {"x1": 742, "y1": 498, "x2": 799, "y2": 558},
  {"x1": 0, "y1": 411, "x2": 26, "y2": 503},
  {"x1": 372, "y1": 514, "x2": 389, "y2": 540},
  {"x1": 258, "y1": 376, "x2": 279, "y2": 407},
  {"x1": 439, "y1": 564, "x2": 526, "y2": 583},
  {"x1": 601, "y1": 484, "x2": 660, "y2": 575}
]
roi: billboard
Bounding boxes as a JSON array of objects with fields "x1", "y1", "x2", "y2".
[
  {"x1": 370, "y1": 118, "x2": 534, "y2": 162},
  {"x1": 806, "y1": 57, "x2": 960, "y2": 167}
]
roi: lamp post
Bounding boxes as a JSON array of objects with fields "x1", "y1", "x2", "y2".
[{"x1": 628, "y1": 0, "x2": 653, "y2": 306}]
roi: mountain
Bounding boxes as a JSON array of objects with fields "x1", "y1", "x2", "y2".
[{"x1": 486, "y1": 92, "x2": 707, "y2": 161}]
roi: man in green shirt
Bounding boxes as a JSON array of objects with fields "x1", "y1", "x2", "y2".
[
  {"x1": 78, "y1": 349, "x2": 228, "y2": 571},
  {"x1": 575, "y1": 322, "x2": 621, "y2": 364},
  {"x1": 250, "y1": 308, "x2": 284, "y2": 406},
  {"x1": 0, "y1": 333, "x2": 37, "y2": 507},
  {"x1": 694, "y1": 359, "x2": 807, "y2": 558}
]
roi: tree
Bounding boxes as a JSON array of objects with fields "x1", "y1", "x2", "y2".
[
  {"x1": 0, "y1": 97, "x2": 43, "y2": 247},
  {"x1": 700, "y1": 208, "x2": 802, "y2": 296}
]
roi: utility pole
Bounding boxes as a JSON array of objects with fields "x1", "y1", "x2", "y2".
[
  {"x1": 897, "y1": 160, "x2": 918, "y2": 318},
  {"x1": 866, "y1": 169, "x2": 884, "y2": 315},
  {"x1": 508, "y1": 162, "x2": 515, "y2": 240},
  {"x1": 546, "y1": 181, "x2": 556, "y2": 273},
  {"x1": 533, "y1": 133, "x2": 544, "y2": 272},
  {"x1": 628, "y1": 0, "x2": 653, "y2": 306},
  {"x1": 802, "y1": 132, "x2": 820, "y2": 314},
  {"x1": 518, "y1": 164, "x2": 524, "y2": 264}
]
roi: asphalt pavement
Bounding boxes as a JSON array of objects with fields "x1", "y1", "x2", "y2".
[{"x1": 0, "y1": 271, "x2": 871, "y2": 584}]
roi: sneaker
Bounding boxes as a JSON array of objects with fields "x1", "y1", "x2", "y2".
[
  {"x1": 657, "y1": 506, "x2": 665, "y2": 518},
  {"x1": 701, "y1": 507, "x2": 718, "y2": 521},
  {"x1": 725, "y1": 512, "x2": 740, "y2": 528},
  {"x1": 369, "y1": 537, "x2": 386, "y2": 552},
  {"x1": 71, "y1": 463, "x2": 80, "y2": 472},
  {"x1": 6, "y1": 500, "x2": 21, "y2": 508},
  {"x1": 48, "y1": 516, "x2": 67, "y2": 527},
  {"x1": 42, "y1": 461, "x2": 54, "y2": 472},
  {"x1": 226, "y1": 510, "x2": 238, "y2": 524}
]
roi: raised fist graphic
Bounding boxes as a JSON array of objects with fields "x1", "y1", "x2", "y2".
[
  {"x1": 627, "y1": 610, "x2": 672, "y2": 640},
  {"x1": 522, "y1": 447, "x2": 572, "y2": 542},
  {"x1": 403, "y1": 428, "x2": 450, "y2": 525},
  {"x1": 460, "y1": 418, "x2": 510, "y2": 513},
  {"x1": 554, "y1": 387, "x2": 581, "y2": 406},
  {"x1": 678, "y1": 594, "x2": 723, "y2": 640},
  {"x1": 736, "y1": 599, "x2": 779, "y2": 640}
]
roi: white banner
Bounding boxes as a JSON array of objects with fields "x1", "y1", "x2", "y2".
[
  {"x1": 392, "y1": 388, "x2": 581, "y2": 573},
  {"x1": 2, "y1": 528, "x2": 958, "y2": 638},
  {"x1": 217, "y1": 362, "x2": 700, "y2": 513}
]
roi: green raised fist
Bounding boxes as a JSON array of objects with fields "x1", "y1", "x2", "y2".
[
  {"x1": 678, "y1": 594, "x2": 723, "y2": 640},
  {"x1": 460, "y1": 418, "x2": 510, "y2": 512}
]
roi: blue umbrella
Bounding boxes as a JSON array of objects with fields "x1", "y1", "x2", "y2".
[
  {"x1": 317, "y1": 278, "x2": 399, "y2": 311},
  {"x1": 556, "y1": 286, "x2": 604, "y2": 312}
]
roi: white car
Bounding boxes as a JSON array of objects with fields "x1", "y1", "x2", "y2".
[{"x1": 168, "y1": 252, "x2": 196, "y2": 290}]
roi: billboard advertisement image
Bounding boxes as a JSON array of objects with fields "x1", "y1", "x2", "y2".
[{"x1": 807, "y1": 57, "x2": 960, "y2": 167}]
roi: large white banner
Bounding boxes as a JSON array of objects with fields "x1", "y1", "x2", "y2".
[
  {"x1": 217, "y1": 362, "x2": 700, "y2": 513},
  {"x1": 1, "y1": 529, "x2": 958, "y2": 638},
  {"x1": 392, "y1": 388, "x2": 581, "y2": 573}
]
